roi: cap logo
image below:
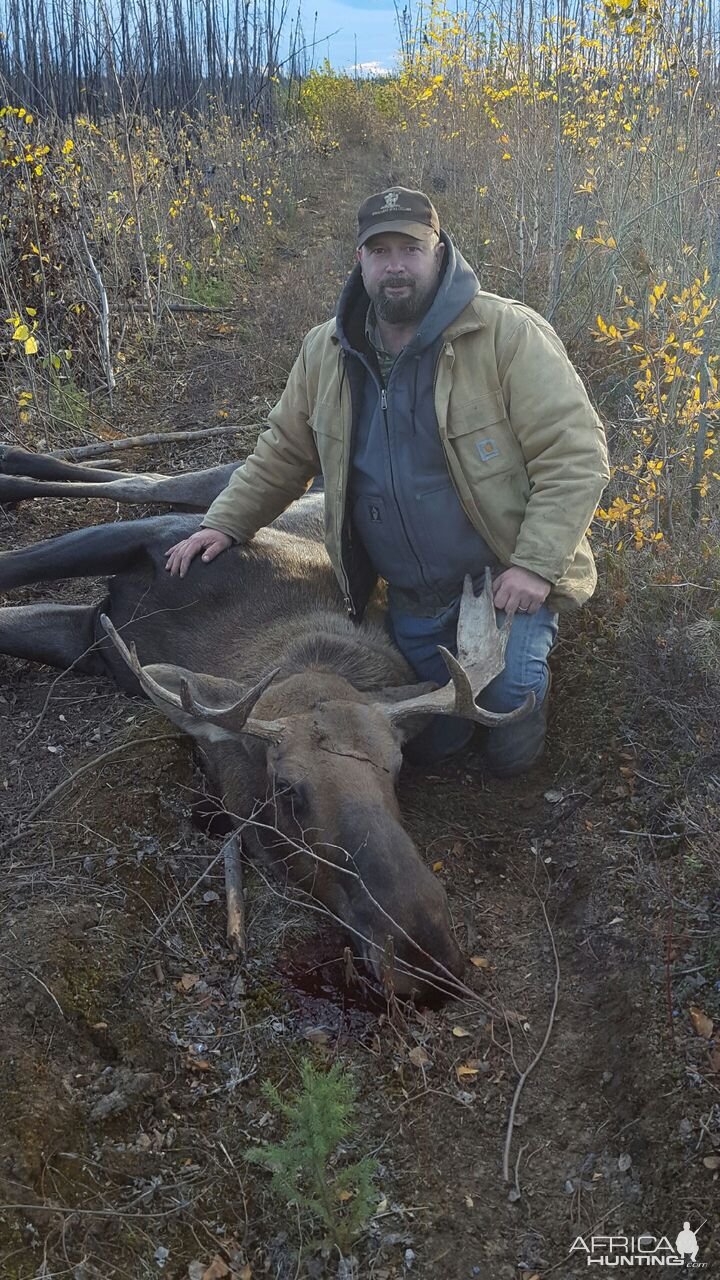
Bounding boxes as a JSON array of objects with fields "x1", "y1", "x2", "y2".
[{"x1": 383, "y1": 191, "x2": 399, "y2": 208}]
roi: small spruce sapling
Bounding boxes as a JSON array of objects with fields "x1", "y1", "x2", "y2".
[{"x1": 246, "y1": 1058, "x2": 377, "y2": 1251}]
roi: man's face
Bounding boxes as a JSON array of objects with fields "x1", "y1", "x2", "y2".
[{"x1": 358, "y1": 232, "x2": 445, "y2": 324}]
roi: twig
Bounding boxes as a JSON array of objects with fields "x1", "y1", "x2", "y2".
[
  {"x1": 49, "y1": 423, "x2": 258, "y2": 460},
  {"x1": 502, "y1": 885, "x2": 561, "y2": 1184},
  {"x1": 223, "y1": 831, "x2": 246, "y2": 956},
  {"x1": 117, "y1": 300, "x2": 232, "y2": 314},
  {"x1": 0, "y1": 954, "x2": 65, "y2": 1017},
  {"x1": 513, "y1": 1142, "x2": 527, "y2": 1201}
]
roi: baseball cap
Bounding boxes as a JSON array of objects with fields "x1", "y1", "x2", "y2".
[{"x1": 356, "y1": 187, "x2": 441, "y2": 247}]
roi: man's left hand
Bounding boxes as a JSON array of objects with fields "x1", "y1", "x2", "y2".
[{"x1": 493, "y1": 566, "x2": 551, "y2": 616}]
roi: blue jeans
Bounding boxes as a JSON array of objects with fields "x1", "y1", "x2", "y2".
[{"x1": 389, "y1": 599, "x2": 559, "y2": 772}]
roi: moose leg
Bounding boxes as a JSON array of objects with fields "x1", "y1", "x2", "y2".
[
  {"x1": 0, "y1": 446, "x2": 137, "y2": 483},
  {"x1": 0, "y1": 603, "x2": 107, "y2": 674},
  {"x1": 0, "y1": 515, "x2": 197, "y2": 591},
  {"x1": 0, "y1": 457, "x2": 239, "y2": 511}
]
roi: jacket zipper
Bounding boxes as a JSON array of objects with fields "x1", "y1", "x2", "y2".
[
  {"x1": 379, "y1": 382, "x2": 432, "y2": 591},
  {"x1": 337, "y1": 350, "x2": 356, "y2": 615}
]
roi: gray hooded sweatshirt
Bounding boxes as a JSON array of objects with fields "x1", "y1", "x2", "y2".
[{"x1": 335, "y1": 234, "x2": 498, "y2": 617}]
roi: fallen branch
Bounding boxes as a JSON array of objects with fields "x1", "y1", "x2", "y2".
[
  {"x1": 502, "y1": 879, "x2": 561, "y2": 1184},
  {"x1": 118, "y1": 301, "x2": 232, "y2": 314},
  {"x1": 49, "y1": 423, "x2": 258, "y2": 460},
  {"x1": 223, "y1": 831, "x2": 246, "y2": 956}
]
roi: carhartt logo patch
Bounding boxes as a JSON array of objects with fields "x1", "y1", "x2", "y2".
[{"x1": 477, "y1": 438, "x2": 500, "y2": 461}]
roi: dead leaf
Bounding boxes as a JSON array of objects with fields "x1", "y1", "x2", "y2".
[
  {"x1": 702, "y1": 1155, "x2": 720, "y2": 1170},
  {"x1": 186, "y1": 1056, "x2": 212, "y2": 1072},
  {"x1": 690, "y1": 1006, "x2": 714, "y2": 1039},
  {"x1": 544, "y1": 789, "x2": 564, "y2": 804},
  {"x1": 375, "y1": 1197, "x2": 388, "y2": 1215},
  {"x1": 408, "y1": 1045, "x2": 430, "y2": 1069},
  {"x1": 432, "y1": 860, "x2": 444, "y2": 872},
  {"x1": 708, "y1": 1043, "x2": 720, "y2": 1074},
  {"x1": 337, "y1": 1188, "x2": 353, "y2": 1202},
  {"x1": 452, "y1": 1025, "x2": 471, "y2": 1038},
  {"x1": 464, "y1": 1194, "x2": 474, "y2": 1208},
  {"x1": 470, "y1": 956, "x2": 490, "y2": 969},
  {"x1": 238, "y1": 1267, "x2": 252, "y2": 1280},
  {"x1": 177, "y1": 973, "x2": 200, "y2": 992},
  {"x1": 456, "y1": 1063, "x2": 480, "y2": 1080},
  {"x1": 505, "y1": 1010, "x2": 530, "y2": 1030},
  {"x1": 202, "y1": 1258, "x2": 231, "y2": 1280}
]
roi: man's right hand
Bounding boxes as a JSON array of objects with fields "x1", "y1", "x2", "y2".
[{"x1": 165, "y1": 528, "x2": 233, "y2": 577}]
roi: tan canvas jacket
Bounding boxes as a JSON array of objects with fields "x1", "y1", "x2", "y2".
[{"x1": 203, "y1": 289, "x2": 610, "y2": 613}]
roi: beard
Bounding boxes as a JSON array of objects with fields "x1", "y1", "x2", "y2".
[{"x1": 368, "y1": 275, "x2": 438, "y2": 324}]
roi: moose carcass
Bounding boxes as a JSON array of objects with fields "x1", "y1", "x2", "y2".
[{"x1": 0, "y1": 453, "x2": 531, "y2": 1000}]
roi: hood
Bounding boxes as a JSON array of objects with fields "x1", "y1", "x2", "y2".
[{"x1": 335, "y1": 231, "x2": 481, "y2": 357}]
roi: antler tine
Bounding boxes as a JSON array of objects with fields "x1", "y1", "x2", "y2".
[
  {"x1": 101, "y1": 614, "x2": 186, "y2": 713},
  {"x1": 100, "y1": 614, "x2": 285, "y2": 741},
  {"x1": 436, "y1": 646, "x2": 536, "y2": 726},
  {"x1": 177, "y1": 668, "x2": 286, "y2": 741},
  {"x1": 380, "y1": 573, "x2": 535, "y2": 729}
]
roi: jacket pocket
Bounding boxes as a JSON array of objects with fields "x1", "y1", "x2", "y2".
[{"x1": 447, "y1": 390, "x2": 526, "y2": 484}]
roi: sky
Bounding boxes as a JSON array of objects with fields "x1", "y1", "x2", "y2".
[{"x1": 300, "y1": 0, "x2": 401, "y2": 74}]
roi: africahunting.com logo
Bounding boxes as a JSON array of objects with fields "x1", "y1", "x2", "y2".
[{"x1": 570, "y1": 1220, "x2": 708, "y2": 1267}]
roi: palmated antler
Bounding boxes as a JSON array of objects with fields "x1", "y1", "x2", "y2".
[
  {"x1": 379, "y1": 571, "x2": 535, "y2": 730},
  {"x1": 100, "y1": 614, "x2": 285, "y2": 741}
]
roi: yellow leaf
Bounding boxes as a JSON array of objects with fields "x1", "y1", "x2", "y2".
[
  {"x1": 575, "y1": 225, "x2": 584, "y2": 240},
  {"x1": 432, "y1": 860, "x2": 444, "y2": 872},
  {"x1": 690, "y1": 1006, "x2": 714, "y2": 1039},
  {"x1": 456, "y1": 1063, "x2": 479, "y2": 1079},
  {"x1": 24, "y1": 335, "x2": 38, "y2": 355},
  {"x1": 62, "y1": 138, "x2": 74, "y2": 155},
  {"x1": 452, "y1": 1026, "x2": 471, "y2": 1038},
  {"x1": 25, "y1": 306, "x2": 37, "y2": 316},
  {"x1": 12, "y1": 324, "x2": 30, "y2": 341}
]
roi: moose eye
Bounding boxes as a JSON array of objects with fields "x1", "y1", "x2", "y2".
[{"x1": 274, "y1": 777, "x2": 309, "y2": 818}]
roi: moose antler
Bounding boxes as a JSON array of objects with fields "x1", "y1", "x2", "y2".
[
  {"x1": 100, "y1": 615, "x2": 285, "y2": 741},
  {"x1": 380, "y1": 571, "x2": 535, "y2": 729}
]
